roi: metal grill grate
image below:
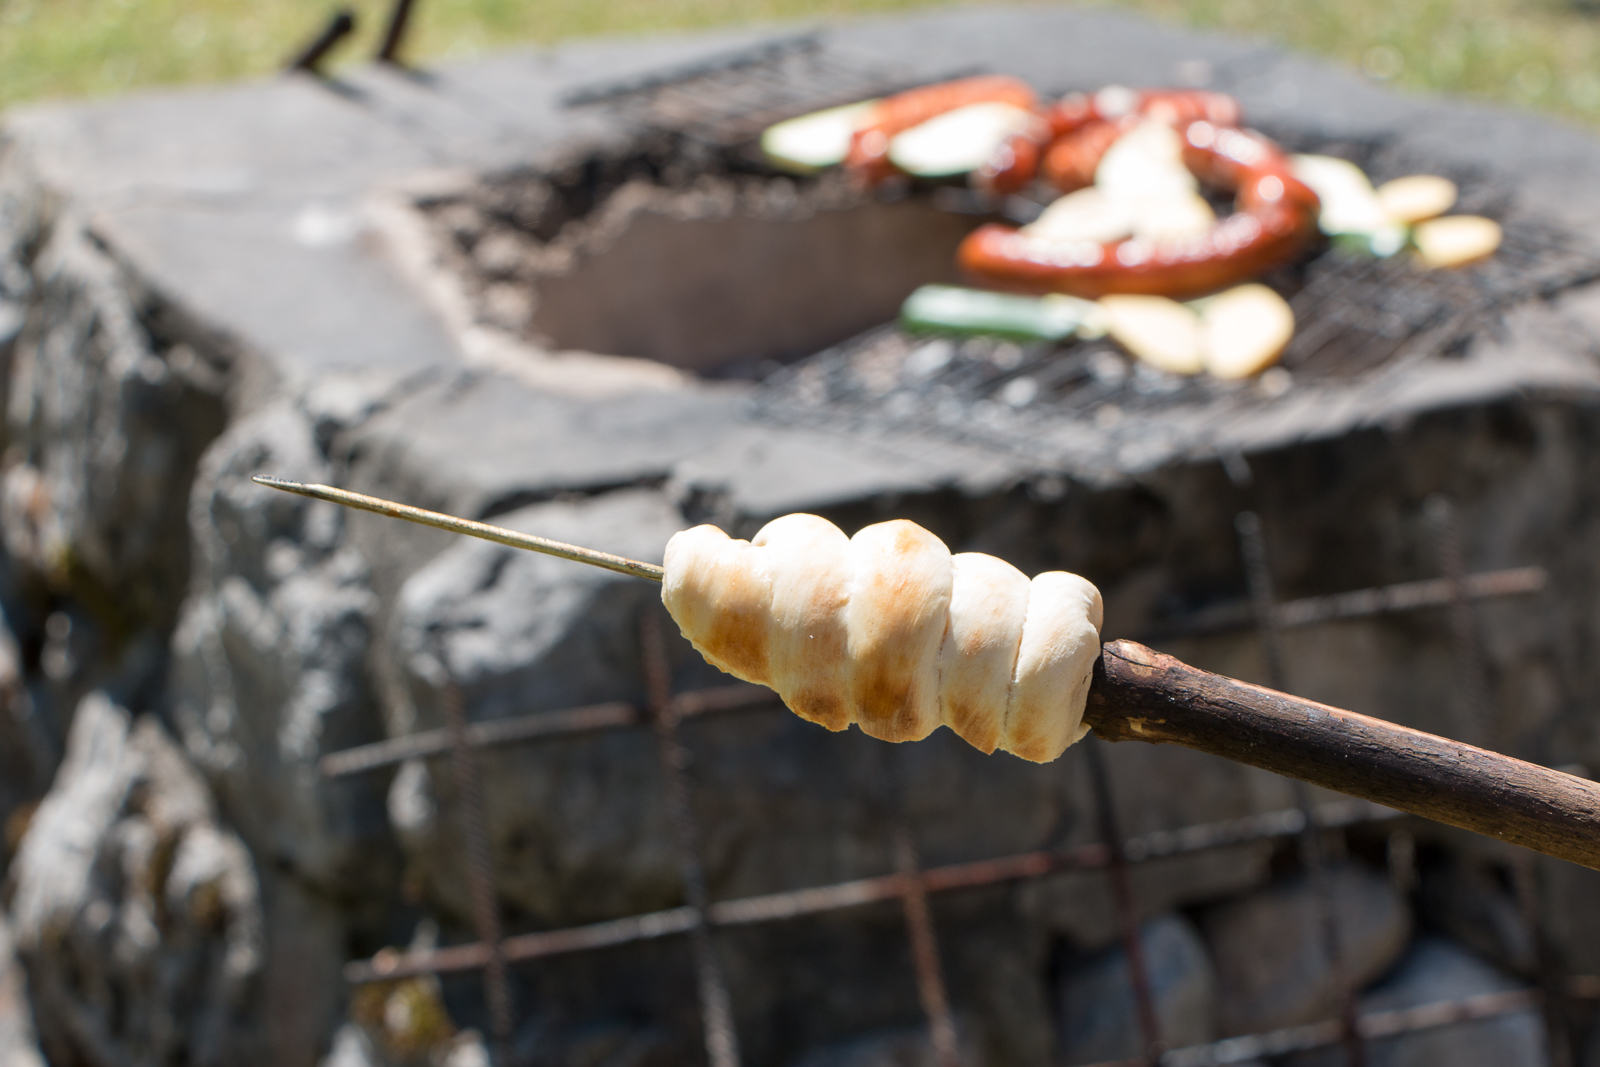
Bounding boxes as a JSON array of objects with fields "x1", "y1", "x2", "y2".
[
  {"x1": 751, "y1": 212, "x2": 1600, "y2": 464},
  {"x1": 561, "y1": 32, "x2": 950, "y2": 148},
  {"x1": 1277, "y1": 215, "x2": 1600, "y2": 379}
]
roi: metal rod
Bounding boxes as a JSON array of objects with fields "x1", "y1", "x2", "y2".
[
  {"x1": 287, "y1": 9, "x2": 357, "y2": 75},
  {"x1": 320, "y1": 684, "x2": 774, "y2": 778},
  {"x1": 1514, "y1": 858, "x2": 1573, "y2": 1067},
  {"x1": 1234, "y1": 512, "x2": 1289, "y2": 693},
  {"x1": 1085, "y1": 988, "x2": 1541, "y2": 1067},
  {"x1": 641, "y1": 613, "x2": 742, "y2": 1067},
  {"x1": 343, "y1": 799, "x2": 1398, "y2": 984},
  {"x1": 1235, "y1": 512, "x2": 1365, "y2": 1067},
  {"x1": 893, "y1": 824, "x2": 961, "y2": 1067},
  {"x1": 1426, "y1": 495, "x2": 1495, "y2": 744},
  {"x1": 441, "y1": 676, "x2": 514, "y2": 1062},
  {"x1": 1294, "y1": 779, "x2": 1367, "y2": 1067},
  {"x1": 1274, "y1": 567, "x2": 1546, "y2": 628},
  {"x1": 252, "y1": 477, "x2": 665, "y2": 582},
  {"x1": 1085, "y1": 739, "x2": 1163, "y2": 1065},
  {"x1": 877, "y1": 746, "x2": 959, "y2": 1067},
  {"x1": 1144, "y1": 566, "x2": 1546, "y2": 641},
  {"x1": 377, "y1": 0, "x2": 417, "y2": 64},
  {"x1": 1428, "y1": 495, "x2": 1572, "y2": 1066}
]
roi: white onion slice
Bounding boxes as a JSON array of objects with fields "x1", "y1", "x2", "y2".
[
  {"x1": 887, "y1": 102, "x2": 1038, "y2": 178},
  {"x1": 1291, "y1": 153, "x2": 1389, "y2": 237},
  {"x1": 761, "y1": 100, "x2": 877, "y2": 173}
]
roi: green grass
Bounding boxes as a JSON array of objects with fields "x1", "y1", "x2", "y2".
[{"x1": 5, "y1": 0, "x2": 1600, "y2": 128}]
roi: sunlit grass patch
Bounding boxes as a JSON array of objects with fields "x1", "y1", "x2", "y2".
[{"x1": 5, "y1": 0, "x2": 1600, "y2": 130}]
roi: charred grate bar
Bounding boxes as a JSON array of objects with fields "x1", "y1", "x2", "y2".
[
  {"x1": 1086, "y1": 988, "x2": 1543, "y2": 1067},
  {"x1": 884, "y1": 762, "x2": 962, "y2": 1067},
  {"x1": 561, "y1": 32, "x2": 943, "y2": 147},
  {"x1": 1145, "y1": 565, "x2": 1546, "y2": 642},
  {"x1": 1278, "y1": 216, "x2": 1600, "y2": 380},
  {"x1": 641, "y1": 613, "x2": 743, "y2": 1067},
  {"x1": 319, "y1": 683, "x2": 774, "y2": 777},
  {"x1": 1235, "y1": 509, "x2": 1366, "y2": 1066},
  {"x1": 1425, "y1": 494, "x2": 1573, "y2": 1065},
  {"x1": 440, "y1": 674, "x2": 515, "y2": 1062},
  {"x1": 343, "y1": 797, "x2": 1401, "y2": 983},
  {"x1": 1087, "y1": 738, "x2": 1167, "y2": 1065}
]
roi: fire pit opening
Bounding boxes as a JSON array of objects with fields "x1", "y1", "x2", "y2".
[
  {"x1": 414, "y1": 123, "x2": 1598, "y2": 399},
  {"x1": 416, "y1": 137, "x2": 989, "y2": 377}
]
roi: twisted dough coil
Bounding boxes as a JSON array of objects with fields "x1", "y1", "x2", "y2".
[{"x1": 661, "y1": 514, "x2": 1103, "y2": 762}]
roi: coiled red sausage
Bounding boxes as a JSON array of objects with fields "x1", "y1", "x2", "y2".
[
  {"x1": 845, "y1": 75, "x2": 1039, "y2": 186},
  {"x1": 1045, "y1": 87, "x2": 1241, "y2": 138},
  {"x1": 975, "y1": 131, "x2": 1044, "y2": 195},
  {"x1": 1041, "y1": 88, "x2": 1242, "y2": 192},
  {"x1": 1040, "y1": 120, "x2": 1127, "y2": 192},
  {"x1": 957, "y1": 121, "x2": 1321, "y2": 300}
]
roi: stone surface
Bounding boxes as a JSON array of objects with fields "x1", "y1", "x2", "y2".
[
  {"x1": 517, "y1": 179, "x2": 979, "y2": 371},
  {"x1": 165, "y1": 393, "x2": 421, "y2": 1067},
  {"x1": 379, "y1": 488, "x2": 686, "y2": 927},
  {"x1": 0, "y1": 602, "x2": 50, "y2": 873},
  {"x1": 1197, "y1": 863, "x2": 1413, "y2": 1035},
  {"x1": 1416, "y1": 853, "x2": 1537, "y2": 976},
  {"x1": 8, "y1": 692, "x2": 266, "y2": 1066},
  {"x1": 1287, "y1": 937, "x2": 1545, "y2": 1067},
  {"x1": 1581, "y1": 1017, "x2": 1600, "y2": 1067},
  {"x1": 512, "y1": 1018, "x2": 676, "y2": 1067},
  {"x1": 1056, "y1": 913, "x2": 1217, "y2": 1065},
  {"x1": 3, "y1": 205, "x2": 228, "y2": 677},
  {"x1": 0, "y1": 913, "x2": 46, "y2": 1067},
  {"x1": 1537, "y1": 856, "x2": 1600, "y2": 977},
  {"x1": 316, "y1": 1018, "x2": 492, "y2": 1067},
  {"x1": 170, "y1": 398, "x2": 393, "y2": 897},
  {"x1": 321, "y1": 1023, "x2": 384, "y2": 1067},
  {"x1": 792, "y1": 1020, "x2": 982, "y2": 1067}
]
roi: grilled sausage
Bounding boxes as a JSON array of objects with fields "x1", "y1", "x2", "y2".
[
  {"x1": 957, "y1": 121, "x2": 1321, "y2": 300},
  {"x1": 845, "y1": 75, "x2": 1039, "y2": 186},
  {"x1": 1041, "y1": 88, "x2": 1242, "y2": 191},
  {"x1": 976, "y1": 130, "x2": 1044, "y2": 194}
]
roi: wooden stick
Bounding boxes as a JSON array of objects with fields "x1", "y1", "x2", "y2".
[
  {"x1": 1086, "y1": 641, "x2": 1600, "y2": 871},
  {"x1": 252, "y1": 476, "x2": 665, "y2": 582},
  {"x1": 253, "y1": 477, "x2": 1600, "y2": 871}
]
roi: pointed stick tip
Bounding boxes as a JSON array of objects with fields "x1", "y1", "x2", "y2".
[{"x1": 245, "y1": 474, "x2": 665, "y2": 583}]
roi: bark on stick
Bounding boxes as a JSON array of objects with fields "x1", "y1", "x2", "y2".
[{"x1": 1085, "y1": 640, "x2": 1600, "y2": 871}]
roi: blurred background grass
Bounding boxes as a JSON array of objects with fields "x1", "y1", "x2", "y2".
[{"x1": 3, "y1": 0, "x2": 1599, "y2": 124}]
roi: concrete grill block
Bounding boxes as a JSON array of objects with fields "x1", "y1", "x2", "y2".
[{"x1": 0, "y1": 8, "x2": 1599, "y2": 1067}]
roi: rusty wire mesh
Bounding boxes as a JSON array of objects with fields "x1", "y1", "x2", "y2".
[{"x1": 329, "y1": 503, "x2": 1561, "y2": 1067}]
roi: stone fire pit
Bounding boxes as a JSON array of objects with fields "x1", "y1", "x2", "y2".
[{"x1": 1, "y1": 8, "x2": 1599, "y2": 1067}]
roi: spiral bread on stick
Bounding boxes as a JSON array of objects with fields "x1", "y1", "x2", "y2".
[{"x1": 661, "y1": 514, "x2": 1103, "y2": 763}]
